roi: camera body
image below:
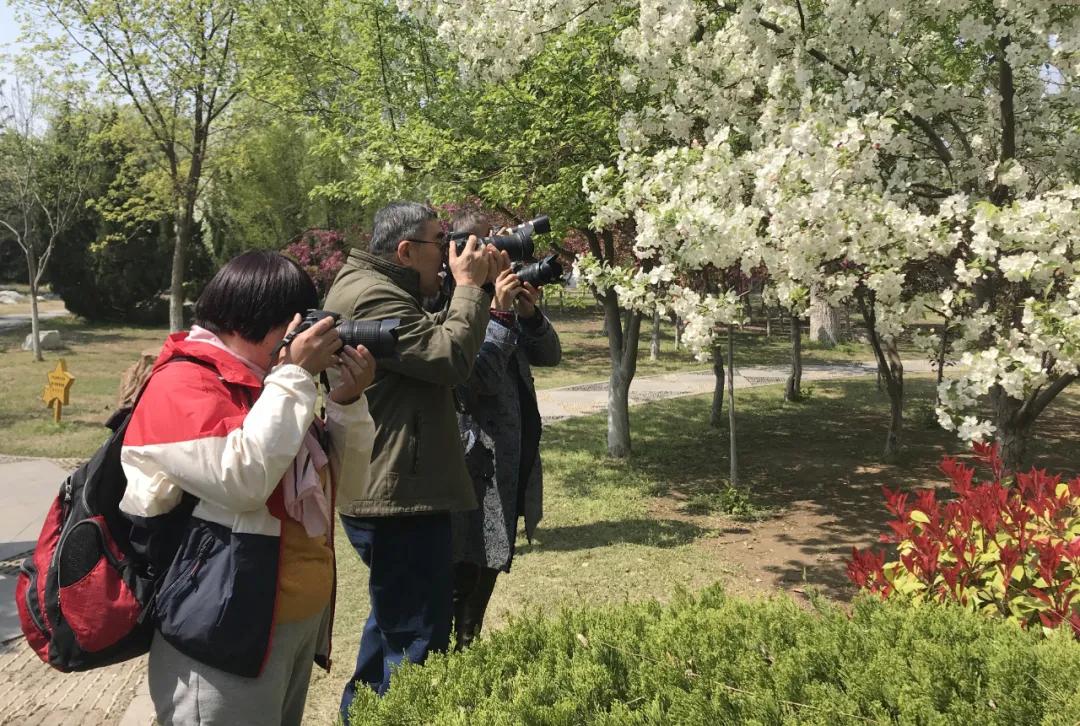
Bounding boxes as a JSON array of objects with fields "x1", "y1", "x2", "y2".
[
  {"x1": 449, "y1": 215, "x2": 551, "y2": 262},
  {"x1": 297, "y1": 309, "x2": 401, "y2": 359}
]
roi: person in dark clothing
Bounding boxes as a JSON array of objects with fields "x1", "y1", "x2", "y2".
[{"x1": 449, "y1": 212, "x2": 562, "y2": 648}]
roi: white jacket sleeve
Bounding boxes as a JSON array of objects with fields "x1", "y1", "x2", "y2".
[
  {"x1": 120, "y1": 364, "x2": 318, "y2": 516},
  {"x1": 324, "y1": 393, "x2": 376, "y2": 505}
]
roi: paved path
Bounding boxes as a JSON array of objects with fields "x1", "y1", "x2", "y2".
[
  {"x1": 0, "y1": 358, "x2": 929, "y2": 725},
  {"x1": 537, "y1": 359, "x2": 935, "y2": 422}
]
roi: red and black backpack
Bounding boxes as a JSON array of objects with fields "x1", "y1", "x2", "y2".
[{"x1": 15, "y1": 357, "x2": 200, "y2": 672}]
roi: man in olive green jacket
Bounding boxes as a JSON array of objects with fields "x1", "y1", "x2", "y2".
[{"x1": 323, "y1": 201, "x2": 502, "y2": 720}]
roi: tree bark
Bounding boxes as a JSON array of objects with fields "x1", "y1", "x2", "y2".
[
  {"x1": 859, "y1": 291, "x2": 904, "y2": 459},
  {"x1": 710, "y1": 343, "x2": 725, "y2": 427},
  {"x1": 991, "y1": 373, "x2": 1077, "y2": 474},
  {"x1": 809, "y1": 285, "x2": 841, "y2": 348},
  {"x1": 992, "y1": 388, "x2": 1031, "y2": 475},
  {"x1": 785, "y1": 312, "x2": 802, "y2": 402},
  {"x1": 727, "y1": 325, "x2": 738, "y2": 488},
  {"x1": 26, "y1": 251, "x2": 42, "y2": 362},
  {"x1": 170, "y1": 213, "x2": 188, "y2": 333},
  {"x1": 602, "y1": 290, "x2": 641, "y2": 458},
  {"x1": 650, "y1": 308, "x2": 661, "y2": 361}
]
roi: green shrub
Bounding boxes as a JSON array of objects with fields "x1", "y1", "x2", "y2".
[{"x1": 348, "y1": 585, "x2": 1080, "y2": 725}]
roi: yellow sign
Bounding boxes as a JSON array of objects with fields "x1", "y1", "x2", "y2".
[{"x1": 42, "y1": 359, "x2": 75, "y2": 423}]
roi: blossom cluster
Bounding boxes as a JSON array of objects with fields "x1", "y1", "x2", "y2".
[{"x1": 420, "y1": 0, "x2": 1080, "y2": 443}]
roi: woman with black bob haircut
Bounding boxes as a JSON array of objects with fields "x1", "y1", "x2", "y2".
[{"x1": 119, "y1": 250, "x2": 377, "y2": 725}]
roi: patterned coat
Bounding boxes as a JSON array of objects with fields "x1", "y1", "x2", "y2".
[{"x1": 452, "y1": 313, "x2": 561, "y2": 571}]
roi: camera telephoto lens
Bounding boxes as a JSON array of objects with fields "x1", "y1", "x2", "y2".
[
  {"x1": 336, "y1": 318, "x2": 401, "y2": 359},
  {"x1": 514, "y1": 254, "x2": 564, "y2": 288},
  {"x1": 450, "y1": 214, "x2": 550, "y2": 261}
]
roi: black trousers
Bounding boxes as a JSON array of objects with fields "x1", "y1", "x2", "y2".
[{"x1": 452, "y1": 562, "x2": 500, "y2": 650}]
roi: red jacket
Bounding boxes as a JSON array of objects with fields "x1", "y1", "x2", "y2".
[{"x1": 120, "y1": 332, "x2": 375, "y2": 677}]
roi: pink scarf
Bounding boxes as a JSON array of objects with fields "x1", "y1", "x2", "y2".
[{"x1": 282, "y1": 429, "x2": 332, "y2": 539}]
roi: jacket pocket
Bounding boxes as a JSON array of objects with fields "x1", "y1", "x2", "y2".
[{"x1": 155, "y1": 519, "x2": 279, "y2": 678}]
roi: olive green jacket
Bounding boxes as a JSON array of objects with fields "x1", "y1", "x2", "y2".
[{"x1": 323, "y1": 248, "x2": 490, "y2": 516}]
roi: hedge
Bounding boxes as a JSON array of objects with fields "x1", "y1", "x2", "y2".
[{"x1": 348, "y1": 585, "x2": 1080, "y2": 725}]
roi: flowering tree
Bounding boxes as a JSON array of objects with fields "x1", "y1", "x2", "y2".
[
  {"x1": 282, "y1": 229, "x2": 349, "y2": 297},
  {"x1": 254, "y1": 1, "x2": 656, "y2": 457},
  {"x1": 420, "y1": 0, "x2": 1080, "y2": 471}
]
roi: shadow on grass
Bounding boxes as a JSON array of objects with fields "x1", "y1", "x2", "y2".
[
  {"x1": 520, "y1": 518, "x2": 710, "y2": 554},
  {"x1": 542, "y1": 376, "x2": 1080, "y2": 601}
]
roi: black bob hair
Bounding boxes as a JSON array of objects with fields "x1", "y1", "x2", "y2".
[{"x1": 194, "y1": 250, "x2": 319, "y2": 343}]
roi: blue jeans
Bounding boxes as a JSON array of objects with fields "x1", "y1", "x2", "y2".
[{"x1": 338, "y1": 513, "x2": 452, "y2": 723}]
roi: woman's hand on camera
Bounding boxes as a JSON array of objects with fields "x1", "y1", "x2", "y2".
[
  {"x1": 492, "y1": 268, "x2": 522, "y2": 311},
  {"x1": 329, "y1": 345, "x2": 376, "y2": 404},
  {"x1": 515, "y1": 282, "x2": 540, "y2": 318},
  {"x1": 278, "y1": 314, "x2": 341, "y2": 375}
]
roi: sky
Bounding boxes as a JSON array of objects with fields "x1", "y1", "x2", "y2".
[{"x1": 1, "y1": 0, "x2": 29, "y2": 93}]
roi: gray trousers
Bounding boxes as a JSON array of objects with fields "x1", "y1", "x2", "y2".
[{"x1": 147, "y1": 609, "x2": 324, "y2": 726}]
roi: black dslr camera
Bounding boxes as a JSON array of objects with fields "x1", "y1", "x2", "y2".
[
  {"x1": 513, "y1": 253, "x2": 564, "y2": 287},
  {"x1": 294, "y1": 309, "x2": 401, "y2": 359},
  {"x1": 449, "y1": 215, "x2": 551, "y2": 261}
]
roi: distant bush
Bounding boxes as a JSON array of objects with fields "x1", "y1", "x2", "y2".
[
  {"x1": 849, "y1": 443, "x2": 1080, "y2": 639},
  {"x1": 50, "y1": 220, "x2": 213, "y2": 324},
  {"x1": 349, "y1": 585, "x2": 1080, "y2": 725}
]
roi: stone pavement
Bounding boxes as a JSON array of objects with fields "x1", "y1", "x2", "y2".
[
  {"x1": 0, "y1": 456, "x2": 154, "y2": 726},
  {"x1": 0, "y1": 358, "x2": 926, "y2": 725}
]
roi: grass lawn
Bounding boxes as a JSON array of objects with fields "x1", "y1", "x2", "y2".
[
  {"x1": 0, "y1": 315, "x2": 168, "y2": 458},
  {"x1": 0, "y1": 306, "x2": 919, "y2": 459},
  {"x1": 300, "y1": 377, "x2": 1080, "y2": 724}
]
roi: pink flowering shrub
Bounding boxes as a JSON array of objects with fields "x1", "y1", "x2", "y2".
[{"x1": 283, "y1": 229, "x2": 351, "y2": 296}]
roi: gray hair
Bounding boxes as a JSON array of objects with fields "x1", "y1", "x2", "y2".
[{"x1": 370, "y1": 201, "x2": 437, "y2": 257}]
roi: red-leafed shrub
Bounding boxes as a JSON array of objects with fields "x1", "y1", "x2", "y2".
[
  {"x1": 848, "y1": 443, "x2": 1080, "y2": 637},
  {"x1": 282, "y1": 229, "x2": 351, "y2": 296}
]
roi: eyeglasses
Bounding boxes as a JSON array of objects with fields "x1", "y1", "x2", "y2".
[{"x1": 403, "y1": 232, "x2": 449, "y2": 252}]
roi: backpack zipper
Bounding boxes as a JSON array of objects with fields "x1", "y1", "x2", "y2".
[{"x1": 20, "y1": 563, "x2": 49, "y2": 637}]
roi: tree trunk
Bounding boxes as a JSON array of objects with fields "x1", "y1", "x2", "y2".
[
  {"x1": 809, "y1": 285, "x2": 841, "y2": 348},
  {"x1": 169, "y1": 212, "x2": 189, "y2": 333},
  {"x1": 785, "y1": 312, "x2": 802, "y2": 402},
  {"x1": 673, "y1": 314, "x2": 683, "y2": 351},
  {"x1": 934, "y1": 324, "x2": 948, "y2": 409},
  {"x1": 992, "y1": 387, "x2": 1031, "y2": 474},
  {"x1": 859, "y1": 291, "x2": 904, "y2": 459},
  {"x1": 710, "y1": 343, "x2": 724, "y2": 427},
  {"x1": 601, "y1": 290, "x2": 641, "y2": 458},
  {"x1": 650, "y1": 308, "x2": 661, "y2": 361},
  {"x1": 25, "y1": 251, "x2": 42, "y2": 362},
  {"x1": 727, "y1": 325, "x2": 738, "y2": 488}
]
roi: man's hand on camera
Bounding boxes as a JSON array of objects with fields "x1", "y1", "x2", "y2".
[
  {"x1": 515, "y1": 282, "x2": 540, "y2": 318},
  {"x1": 492, "y1": 269, "x2": 523, "y2": 312},
  {"x1": 329, "y1": 345, "x2": 376, "y2": 405},
  {"x1": 482, "y1": 245, "x2": 509, "y2": 284},
  {"x1": 449, "y1": 234, "x2": 490, "y2": 288},
  {"x1": 279, "y1": 314, "x2": 341, "y2": 375}
]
